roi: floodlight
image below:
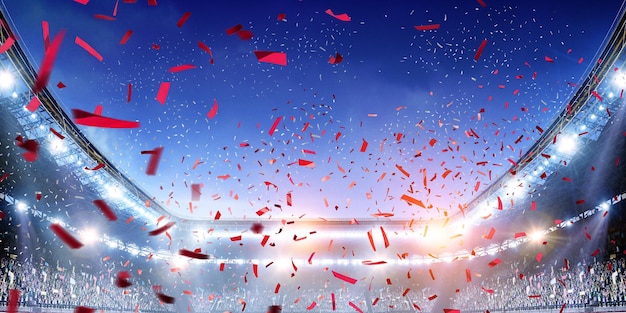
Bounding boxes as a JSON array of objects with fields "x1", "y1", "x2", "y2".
[{"x1": 0, "y1": 71, "x2": 14, "y2": 89}]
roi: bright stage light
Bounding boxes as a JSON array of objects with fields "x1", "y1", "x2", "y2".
[
  {"x1": 557, "y1": 135, "x2": 577, "y2": 155},
  {"x1": 0, "y1": 71, "x2": 14, "y2": 90},
  {"x1": 529, "y1": 230, "x2": 543, "y2": 242},
  {"x1": 600, "y1": 201, "x2": 610, "y2": 210},
  {"x1": 16, "y1": 201, "x2": 27, "y2": 212},
  {"x1": 49, "y1": 138, "x2": 67, "y2": 155},
  {"x1": 80, "y1": 228, "x2": 99, "y2": 245}
]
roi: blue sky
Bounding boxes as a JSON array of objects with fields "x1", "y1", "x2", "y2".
[{"x1": 3, "y1": 0, "x2": 623, "y2": 221}]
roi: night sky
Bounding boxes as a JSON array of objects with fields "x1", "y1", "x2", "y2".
[{"x1": 2, "y1": 0, "x2": 623, "y2": 221}]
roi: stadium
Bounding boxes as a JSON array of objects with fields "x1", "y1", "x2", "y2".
[{"x1": 1, "y1": 0, "x2": 626, "y2": 313}]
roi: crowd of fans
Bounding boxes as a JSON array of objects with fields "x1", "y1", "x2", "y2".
[
  {"x1": 452, "y1": 256, "x2": 626, "y2": 312},
  {"x1": 3, "y1": 251, "x2": 626, "y2": 312}
]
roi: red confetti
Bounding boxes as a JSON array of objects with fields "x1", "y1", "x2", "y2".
[
  {"x1": 120, "y1": 30, "x2": 133, "y2": 44},
  {"x1": 176, "y1": 12, "x2": 191, "y2": 28},
  {"x1": 380, "y1": 226, "x2": 389, "y2": 248},
  {"x1": 156, "y1": 81, "x2": 171, "y2": 104},
  {"x1": 325, "y1": 9, "x2": 351, "y2": 22},
  {"x1": 7, "y1": 289, "x2": 19, "y2": 313},
  {"x1": 179, "y1": 248, "x2": 209, "y2": 259},
  {"x1": 57, "y1": 81, "x2": 66, "y2": 88},
  {"x1": 75, "y1": 36, "x2": 103, "y2": 62},
  {"x1": 400, "y1": 194, "x2": 425, "y2": 208},
  {"x1": 94, "y1": 199, "x2": 117, "y2": 221},
  {"x1": 169, "y1": 64, "x2": 196, "y2": 73},
  {"x1": 33, "y1": 29, "x2": 66, "y2": 93},
  {"x1": 269, "y1": 116, "x2": 282, "y2": 135},
  {"x1": 476, "y1": 0, "x2": 487, "y2": 7},
  {"x1": 360, "y1": 139, "x2": 368, "y2": 152},
  {"x1": 329, "y1": 52, "x2": 343, "y2": 64},
  {"x1": 72, "y1": 107, "x2": 140, "y2": 128},
  {"x1": 466, "y1": 269, "x2": 471, "y2": 282},
  {"x1": 148, "y1": 222, "x2": 175, "y2": 236},
  {"x1": 274, "y1": 283, "x2": 281, "y2": 293},
  {"x1": 141, "y1": 147, "x2": 163, "y2": 175},
  {"x1": 414, "y1": 24, "x2": 440, "y2": 31},
  {"x1": 191, "y1": 183, "x2": 202, "y2": 201},
  {"x1": 237, "y1": 30, "x2": 254, "y2": 40},
  {"x1": 0, "y1": 36, "x2": 14, "y2": 54},
  {"x1": 207, "y1": 98, "x2": 218, "y2": 119},
  {"x1": 545, "y1": 56, "x2": 554, "y2": 62},
  {"x1": 348, "y1": 302, "x2": 363, "y2": 313},
  {"x1": 226, "y1": 24, "x2": 243, "y2": 35},
  {"x1": 156, "y1": 293, "x2": 175, "y2": 304},
  {"x1": 50, "y1": 223, "x2": 83, "y2": 249},
  {"x1": 230, "y1": 235, "x2": 242, "y2": 241},
  {"x1": 331, "y1": 270, "x2": 357, "y2": 284},
  {"x1": 277, "y1": 13, "x2": 286, "y2": 21},
  {"x1": 26, "y1": 96, "x2": 41, "y2": 112},
  {"x1": 116, "y1": 271, "x2": 132, "y2": 288},
  {"x1": 306, "y1": 302, "x2": 317, "y2": 310},
  {"x1": 488, "y1": 258, "x2": 501, "y2": 267},
  {"x1": 42, "y1": 20, "x2": 50, "y2": 50},
  {"x1": 74, "y1": 306, "x2": 96, "y2": 313},
  {"x1": 15, "y1": 135, "x2": 39, "y2": 162},
  {"x1": 126, "y1": 83, "x2": 132, "y2": 102},
  {"x1": 94, "y1": 14, "x2": 115, "y2": 21},
  {"x1": 474, "y1": 39, "x2": 488, "y2": 61},
  {"x1": 254, "y1": 51, "x2": 287, "y2": 66},
  {"x1": 485, "y1": 227, "x2": 496, "y2": 240}
]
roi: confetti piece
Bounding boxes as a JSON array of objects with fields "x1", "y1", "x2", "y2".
[
  {"x1": 0, "y1": 36, "x2": 14, "y2": 54},
  {"x1": 94, "y1": 14, "x2": 115, "y2": 21},
  {"x1": 254, "y1": 51, "x2": 287, "y2": 66},
  {"x1": 329, "y1": 52, "x2": 343, "y2": 64},
  {"x1": 348, "y1": 302, "x2": 363, "y2": 313},
  {"x1": 331, "y1": 270, "x2": 357, "y2": 284},
  {"x1": 156, "y1": 81, "x2": 171, "y2": 104},
  {"x1": 474, "y1": 39, "x2": 488, "y2": 61},
  {"x1": 15, "y1": 135, "x2": 39, "y2": 162},
  {"x1": 7, "y1": 289, "x2": 19, "y2": 313},
  {"x1": 269, "y1": 116, "x2": 282, "y2": 135},
  {"x1": 476, "y1": 0, "x2": 487, "y2": 7},
  {"x1": 72, "y1": 108, "x2": 140, "y2": 128},
  {"x1": 360, "y1": 139, "x2": 368, "y2": 152},
  {"x1": 367, "y1": 230, "x2": 376, "y2": 252},
  {"x1": 536, "y1": 252, "x2": 543, "y2": 263},
  {"x1": 74, "y1": 306, "x2": 96, "y2": 313},
  {"x1": 57, "y1": 81, "x2": 66, "y2": 88},
  {"x1": 514, "y1": 232, "x2": 526, "y2": 239},
  {"x1": 545, "y1": 56, "x2": 554, "y2": 63},
  {"x1": 485, "y1": 227, "x2": 496, "y2": 240},
  {"x1": 400, "y1": 194, "x2": 425, "y2": 208},
  {"x1": 148, "y1": 0, "x2": 157, "y2": 6},
  {"x1": 237, "y1": 30, "x2": 253, "y2": 40},
  {"x1": 169, "y1": 64, "x2": 196, "y2": 73},
  {"x1": 226, "y1": 24, "x2": 243, "y2": 35},
  {"x1": 156, "y1": 293, "x2": 175, "y2": 304},
  {"x1": 465, "y1": 269, "x2": 471, "y2": 282},
  {"x1": 488, "y1": 258, "x2": 501, "y2": 267},
  {"x1": 177, "y1": 12, "x2": 191, "y2": 28},
  {"x1": 148, "y1": 222, "x2": 175, "y2": 236},
  {"x1": 325, "y1": 9, "x2": 351, "y2": 22},
  {"x1": 251, "y1": 222, "x2": 263, "y2": 234},
  {"x1": 191, "y1": 183, "x2": 202, "y2": 201},
  {"x1": 179, "y1": 248, "x2": 209, "y2": 259},
  {"x1": 306, "y1": 302, "x2": 317, "y2": 310},
  {"x1": 118, "y1": 30, "x2": 133, "y2": 45},
  {"x1": 207, "y1": 98, "x2": 218, "y2": 119},
  {"x1": 26, "y1": 96, "x2": 41, "y2": 112},
  {"x1": 33, "y1": 29, "x2": 66, "y2": 93},
  {"x1": 74, "y1": 0, "x2": 89, "y2": 4},
  {"x1": 94, "y1": 199, "x2": 117, "y2": 221},
  {"x1": 428, "y1": 295, "x2": 437, "y2": 301},
  {"x1": 50, "y1": 223, "x2": 83, "y2": 249},
  {"x1": 75, "y1": 36, "x2": 103, "y2": 62},
  {"x1": 380, "y1": 226, "x2": 389, "y2": 248},
  {"x1": 42, "y1": 20, "x2": 50, "y2": 50},
  {"x1": 115, "y1": 271, "x2": 132, "y2": 288},
  {"x1": 261, "y1": 235, "x2": 270, "y2": 246},
  {"x1": 141, "y1": 147, "x2": 163, "y2": 175},
  {"x1": 414, "y1": 24, "x2": 440, "y2": 31},
  {"x1": 230, "y1": 235, "x2": 242, "y2": 241},
  {"x1": 274, "y1": 283, "x2": 281, "y2": 293}
]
